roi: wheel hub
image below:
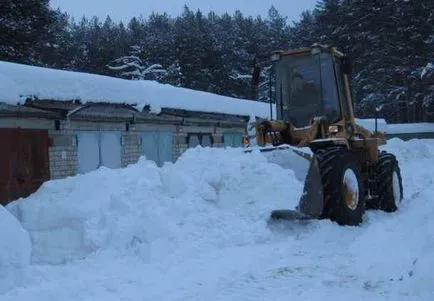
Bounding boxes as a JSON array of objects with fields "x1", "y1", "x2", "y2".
[
  {"x1": 342, "y1": 169, "x2": 359, "y2": 210},
  {"x1": 392, "y1": 171, "x2": 402, "y2": 207}
]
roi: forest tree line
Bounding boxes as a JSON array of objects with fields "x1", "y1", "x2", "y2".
[{"x1": 1, "y1": 0, "x2": 433, "y2": 122}]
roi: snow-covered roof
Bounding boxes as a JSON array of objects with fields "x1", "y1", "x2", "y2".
[{"x1": 0, "y1": 61, "x2": 275, "y2": 118}]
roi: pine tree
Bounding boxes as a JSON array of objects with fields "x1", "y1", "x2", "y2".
[
  {"x1": 173, "y1": 6, "x2": 215, "y2": 90},
  {"x1": 0, "y1": 0, "x2": 58, "y2": 64},
  {"x1": 35, "y1": 9, "x2": 73, "y2": 68},
  {"x1": 288, "y1": 11, "x2": 319, "y2": 48}
]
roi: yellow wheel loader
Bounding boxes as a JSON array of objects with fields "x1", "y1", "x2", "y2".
[{"x1": 246, "y1": 44, "x2": 404, "y2": 226}]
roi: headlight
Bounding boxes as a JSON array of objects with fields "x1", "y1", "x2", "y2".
[{"x1": 328, "y1": 125, "x2": 339, "y2": 133}]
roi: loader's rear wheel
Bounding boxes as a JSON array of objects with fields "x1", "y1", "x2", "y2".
[
  {"x1": 368, "y1": 152, "x2": 403, "y2": 212},
  {"x1": 317, "y1": 148, "x2": 365, "y2": 226}
]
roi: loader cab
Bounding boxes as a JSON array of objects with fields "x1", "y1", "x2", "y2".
[{"x1": 269, "y1": 45, "x2": 354, "y2": 128}]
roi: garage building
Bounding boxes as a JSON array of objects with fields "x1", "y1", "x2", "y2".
[{"x1": 0, "y1": 61, "x2": 272, "y2": 205}]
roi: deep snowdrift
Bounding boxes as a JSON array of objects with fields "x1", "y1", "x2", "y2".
[
  {"x1": 0, "y1": 206, "x2": 31, "y2": 292},
  {"x1": 1, "y1": 138, "x2": 434, "y2": 300},
  {"x1": 6, "y1": 147, "x2": 302, "y2": 265}
]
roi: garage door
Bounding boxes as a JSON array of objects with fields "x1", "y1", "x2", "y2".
[
  {"x1": 100, "y1": 132, "x2": 122, "y2": 169},
  {"x1": 76, "y1": 131, "x2": 100, "y2": 174},
  {"x1": 141, "y1": 131, "x2": 173, "y2": 167},
  {"x1": 187, "y1": 133, "x2": 213, "y2": 148},
  {"x1": 223, "y1": 132, "x2": 244, "y2": 148},
  {"x1": 0, "y1": 128, "x2": 49, "y2": 205},
  {"x1": 76, "y1": 131, "x2": 121, "y2": 174}
]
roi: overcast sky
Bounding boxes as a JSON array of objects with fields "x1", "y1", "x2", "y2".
[{"x1": 50, "y1": 0, "x2": 318, "y2": 24}]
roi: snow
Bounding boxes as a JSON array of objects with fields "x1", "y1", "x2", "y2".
[
  {"x1": 1, "y1": 138, "x2": 434, "y2": 300},
  {"x1": 0, "y1": 205, "x2": 31, "y2": 269},
  {"x1": 0, "y1": 60, "x2": 275, "y2": 118},
  {"x1": 0, "y1": 205, "x2": 31, "y2": 293},
  {"x1": 421, "y1": 62, "x2": 433, "y2": 80},
  {"x1": 4, "y1": 150, "x2": 302, "y2": 266}
]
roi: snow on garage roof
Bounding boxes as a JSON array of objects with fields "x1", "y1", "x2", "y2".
[{"x1": 0, "y1": 61, "x2": 275, "y2": 118}]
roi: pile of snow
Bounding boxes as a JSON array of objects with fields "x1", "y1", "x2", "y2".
[
  {"x1": 0, "y1": 206, "x2": 31, "y2": 269},
  {"x1": 366, "y1": 138, "x2": 434, "y2": 296},
  {"x1": 0, "y1": 206, "x2": 31, "y2": 292},
  {"x1": 0, "y1": 61, "x2": 275, "y2": 118},
  {"x1": 6, "y1": 147, "x2": 301, "y2": 265}
]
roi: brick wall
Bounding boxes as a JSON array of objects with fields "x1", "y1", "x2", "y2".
[
  {"x1": 121, "y1": 132, "x2": 141, "y2": 167},
  {"x1": 172, "y1": 125, "x2": 246, "y2": 160},
  {"x1": 48, "y1": 130, "x2": 77, "y2": 179},
  {"x1": 173, "y1": 132, "x2": 188, "y2": 160},
  {"x1": 48, "y1": 121, "x2": 76, "y2": 179}
]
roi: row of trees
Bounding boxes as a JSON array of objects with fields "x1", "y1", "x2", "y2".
[
  {"x1": 1, "y1": 0, "x2": 433, "y2": 121},
  {"x1": 303, "y1": 0, "x2": 434, "y2": 121}
]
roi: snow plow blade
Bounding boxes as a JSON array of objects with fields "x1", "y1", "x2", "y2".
[
  {"x1": 245, "y1": 145, "x2": 324, "y2": 222},
  {"x1": 269, "y1": 209, "x2": 311, "y2": 220}
]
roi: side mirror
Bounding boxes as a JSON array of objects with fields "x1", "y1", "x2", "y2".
[{"x1": 341, "y1": 55, "x2": 352, "y2": 75}]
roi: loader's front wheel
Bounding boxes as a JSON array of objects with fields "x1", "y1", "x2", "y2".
[
  {"x1": 368, "y1": 152, "x2": 403, "y2": 212},
  {"x1": 318, "y1": 148, "x2": 365, "y2": 226}
]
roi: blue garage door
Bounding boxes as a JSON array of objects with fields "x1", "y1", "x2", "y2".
[
  {"x1": 100, "y1": 132, "x2": 122, "y2": 169},
  {"x1": 76, "y1": 131, "x2": 100, "y2": 174},
  {"x1": 187, "y1": 133, "x2": 213, "y2": 148},
  {"x1": 224, "y1": 132, "x2": 244, "y2": 148},
  {"x1": 76, "y1": 131, "x2": 121, "y2": 174},
  {"x1": 141, "y1": 131, "x2": 173, "y2": 167}
]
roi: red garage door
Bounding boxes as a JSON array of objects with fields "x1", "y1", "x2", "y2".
[{"x1": 0, "y1": 128, "x2": 50, "y2": 206}]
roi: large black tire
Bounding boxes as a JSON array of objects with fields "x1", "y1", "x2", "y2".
[
  {"x1": 368, "y1": 151, "x2": 403, "y2": 212},
  {"x1": 316, "y1": 148, "x2": 365, "y2": 226}
]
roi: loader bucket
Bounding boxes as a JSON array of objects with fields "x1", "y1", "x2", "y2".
[{"x1": 255, "y1": 146, "x2": 324, "y2": 222}]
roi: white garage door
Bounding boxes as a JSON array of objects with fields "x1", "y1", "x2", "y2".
[{"x1": 76, "y1": 131, "x2": 121, "y2": 174}]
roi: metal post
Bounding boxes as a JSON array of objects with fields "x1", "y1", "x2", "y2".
[
  {"x1": 375, "y1": 108, "x2": 378, "y2": 133},
  {"x1": 269, "y1": 71, "x2": 273, "y2": 120},
  {"x1": 375, "y1": 104, "x2": 384, "y2": 133}
]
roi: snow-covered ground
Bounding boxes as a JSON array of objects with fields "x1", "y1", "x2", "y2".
[{"x1": 1, "y1": 138, "x2": 434, "y2": 300}]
